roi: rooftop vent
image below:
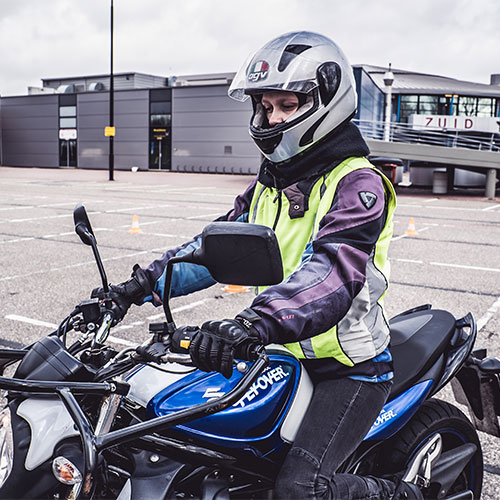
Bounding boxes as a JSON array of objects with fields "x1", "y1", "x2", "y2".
[
  {"x1": 88, "y1": 82, "x2": 105, "y2": 91},
  {"x1": 56, "y1": 84, "x2": 75, "y2": 94}
]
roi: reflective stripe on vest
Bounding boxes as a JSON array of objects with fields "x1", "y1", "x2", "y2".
[{"x1": 249, "y1": 157, "x2": 396, "y2": 364}]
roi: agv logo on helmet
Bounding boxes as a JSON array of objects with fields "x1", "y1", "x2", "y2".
[{"x1": 248, "y1": 61, "x2": 269, "y2": 82}]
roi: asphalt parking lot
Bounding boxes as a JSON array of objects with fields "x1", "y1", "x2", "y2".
[{"x1": 1, "y1": 166, "x2": 499, "y2": 498}]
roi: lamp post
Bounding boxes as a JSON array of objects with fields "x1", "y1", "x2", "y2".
[
  {"x1": 383, "y1": 63, "x2": 394, "y2": 142},
  {"x1": 108, "y1": 0, "x2": 114, "y2": 181}
]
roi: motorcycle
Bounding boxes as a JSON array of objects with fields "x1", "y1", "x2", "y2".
[{"x1": 0, "y1": 204, "x2": 499, "y2": 500}]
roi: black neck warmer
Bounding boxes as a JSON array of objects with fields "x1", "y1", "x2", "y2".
[{"x1": 258, "y1": 122, "x2": 370, "y2": 190}]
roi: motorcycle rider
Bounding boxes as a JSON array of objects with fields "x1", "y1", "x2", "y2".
[{"x1": 98, "y1": 32, "x2": 423, "y2": 499}]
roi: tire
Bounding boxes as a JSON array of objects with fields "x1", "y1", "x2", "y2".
[{"x1": 388, "y1": 398, "x2": 483, "y2": 499}]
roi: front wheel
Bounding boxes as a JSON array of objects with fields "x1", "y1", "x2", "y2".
[{"x1": 387, "y1": 398, "x2": 483, "y2": 499}]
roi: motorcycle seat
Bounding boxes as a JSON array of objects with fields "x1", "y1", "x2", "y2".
[{"x1": 388, "y1": 308, "x2": 456, "y2": 398}]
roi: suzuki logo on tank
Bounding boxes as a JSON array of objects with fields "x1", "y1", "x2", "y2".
[{"x1": 410, "y1": 114, "x2": 500, "y2": 133}]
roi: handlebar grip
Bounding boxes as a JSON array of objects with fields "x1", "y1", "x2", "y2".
[{"x1": 234, "y1": 340, "x2": 263, "y2": 362}]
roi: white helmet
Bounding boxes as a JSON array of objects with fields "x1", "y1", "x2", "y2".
[{"x1": 228, "y1": 31, "x2": 357, "y2": 163}]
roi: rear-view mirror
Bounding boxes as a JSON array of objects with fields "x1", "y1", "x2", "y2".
[
  {"x1": 192, "y1": 222, "x2": 283, "y2": 286},
  {"x1": 73, "y1": 204, "x2": 96, "y2": 246}
]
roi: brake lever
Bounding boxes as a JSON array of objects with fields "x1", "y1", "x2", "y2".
[{"x1": 92, "y1": 311, "x2": 114, "y2": 347}]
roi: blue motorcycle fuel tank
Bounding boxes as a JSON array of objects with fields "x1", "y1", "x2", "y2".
[{"x1": 146, "y1": 354, "x2": 302, "y2": 456}]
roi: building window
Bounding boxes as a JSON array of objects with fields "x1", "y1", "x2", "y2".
[
  {"x1": 59, "y1": 106, "x2": 76, "y2": 117},
  {"x1": 149, "y1": 89, "x2": 172, "y2": 170},
  {"x1": 59, "y1": 117, "x2": 77, "y2": 128},
  {"x1": 59, "y1": 96, "x2": 77, "y2": 167},
  {"x1": 418, "y1": 95, "x2": 439, "y2": 115},
  {"x1": 456, "y1": 96, "x2": 476, "y2": 116},
  {"x1": 398, "y1": 95, "x2": 418, "y2": 122},
  {"x1": 477, "y1": 97, "x2": 495, "y2": 117}
]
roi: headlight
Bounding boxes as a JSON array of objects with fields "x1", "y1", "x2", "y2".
[{"x1": 0, "y1": 408, "x2": 14, "y2": 488}]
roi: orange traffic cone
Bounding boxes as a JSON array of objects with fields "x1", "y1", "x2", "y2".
[
  {"x1": 404, "y1": 218, "x2": 418, "y2": 237},
  {"x1": 223, "y1": 284, "x2": 248, "y2": 293},
  {"x1": 128, "y1": 215, "x2": 143, "y2": 234}
]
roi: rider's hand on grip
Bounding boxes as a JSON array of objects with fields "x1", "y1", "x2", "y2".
[
  {"x1": 91, "y1": 265, "x2": 152, "y2": 325},
  {"x1": 233, "y1": 339, "x2": 262, "y2": 362},
  {"x1": 188, "y1": 319, "x2": 261, "y2": 379}
]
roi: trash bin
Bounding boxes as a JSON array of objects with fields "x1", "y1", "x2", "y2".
[{"x1": 432, "y1": 170, "x2": 448, "y2": 194}]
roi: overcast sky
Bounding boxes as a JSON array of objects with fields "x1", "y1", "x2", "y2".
[{"x1": 1, "y1": 0, "x2": 499, "y2": 96}]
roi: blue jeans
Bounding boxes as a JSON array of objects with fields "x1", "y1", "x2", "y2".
[{"x1": 274, "y1": 377, "x2": 397, "y2": 499}]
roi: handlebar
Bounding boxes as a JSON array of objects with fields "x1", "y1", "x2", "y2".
[{"x1": 160, "y1": 352, "x2": 192, "y2": 364}]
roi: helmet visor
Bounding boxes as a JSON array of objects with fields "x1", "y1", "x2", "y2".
[{"x1": 228, "y1": 48, "x2": 319, "y2": 102}]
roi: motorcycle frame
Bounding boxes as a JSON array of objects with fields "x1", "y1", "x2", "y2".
[
  {"x1": 0, "y1": 350, "x2": 271, "y2": 498},
  {"x1": 1, "y1": 313, "x2": 498, "y2": 498}
]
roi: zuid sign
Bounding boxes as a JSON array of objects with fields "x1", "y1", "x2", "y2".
[{"x1": 410, "y1": 114, "x2": 500, "y2": 133}]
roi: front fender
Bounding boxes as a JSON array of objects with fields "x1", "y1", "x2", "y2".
[{"x1": 16, "y1": 397, "x2": 79, "y2": 470}]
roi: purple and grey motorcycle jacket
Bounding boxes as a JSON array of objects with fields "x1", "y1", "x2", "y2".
[{"x1": 142, "y1": 124, "x2": 396, "y2": 379}]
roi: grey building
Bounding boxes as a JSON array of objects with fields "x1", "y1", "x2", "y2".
[
  {"x1": 0, "y1": 71, "x2": 258, "y2": 174},
  {"x1": 1, "y1": 67, "x2": 499, "y2": 175},
  {"x1": 172, "y1": 82, "x2": 257, "y2": 174}
]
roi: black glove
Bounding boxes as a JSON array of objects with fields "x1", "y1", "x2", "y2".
[
  {"x1": 188, "y1": 310, "x2": 262, "y2": 379},
  {"x1": 136, "y1": 342, "x2": 169, "y2": 363},
  {"x1": 91, "y1": 264, "x2": 152, "y2": 324}
]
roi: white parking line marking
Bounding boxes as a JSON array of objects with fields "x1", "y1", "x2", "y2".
[
  {"x1": 4, "y1": 315, "x2": 135, "y2": 347},
  {"x1": 0, "y1": 250, "x2": 150, "y2": 282},
  {"x1": 392, "y1": 258, "x2": 500, "y2": 274},
  {"x1": 391, "y1": 226, "x2": 430, "y2": 241},
  {"x1": 430, "y1": 262, "x2": 500, "y2": 273},
  {"x1": 397, "y1": 203, "x2": 493, "y2": 213},
  {"x1": 4, "y1": 299, "x2": 212, "y2": 346},
  {"x1": 0, "y1": 206, "x2": 34, "y2": 212},
  {"x1": 0, "y1": 203, "x2": 215, "y2": 225},
  {"x1": 4, "y1": 213, "x2": 71, "y2": 224},
  {"x1": 5, "y1": 315, "x2": 57, "y2": 329},
  {"x1": 0, "y1": 237, "x2": 36, "y2": 245},
  {"x1": 107, "y1": 336, "x2": 137, "y2": 347},
  {"x1": 105, "y1": 204, "x2": 171, "y2": 213},
  {"x1": 478, "y1": 295, "x2": 500, "y2": 332},
  {"x1": 147, "y1": 299, "x2": 210, "y2": 321},
  {"x1": 187, "y1": 213, "x2": 222, "y2": 220},
  {"x1": 392, "y1": 258, "x2": 424, "y2": 264},
  {"x1": 0, "y1": 229, "x2": 110, "y2": 246},
  {"x1": 482, "y1": 204, "x2": 500, "y2": 212}
]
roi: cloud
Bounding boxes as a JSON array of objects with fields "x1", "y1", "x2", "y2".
[{"x1": 1, "y1": 0, "x2": 499, "y2": 96}]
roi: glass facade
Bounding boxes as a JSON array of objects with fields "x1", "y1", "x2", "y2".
[{"x1": 397, "y1": 94, "x2": 500, "y2": 122}]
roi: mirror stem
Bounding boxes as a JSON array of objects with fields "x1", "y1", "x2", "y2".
[
  {"x1": 89, "y1": 236, "x2": 109, "y2": 294},
  {"x1": 162, "y1": 253, "x2": 195, "y2": 333}
]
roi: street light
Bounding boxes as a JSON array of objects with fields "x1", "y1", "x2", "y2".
[
  {"x1": 108, "y1": 0, "x2": 114, "y2": 181},
  {"x1": 383, "y1": 63, "x2": 394, "y2": 142}
]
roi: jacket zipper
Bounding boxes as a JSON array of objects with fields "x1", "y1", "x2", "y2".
[{"x1": 272, "y1": 189, "x2": 282, "y2": 231}]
